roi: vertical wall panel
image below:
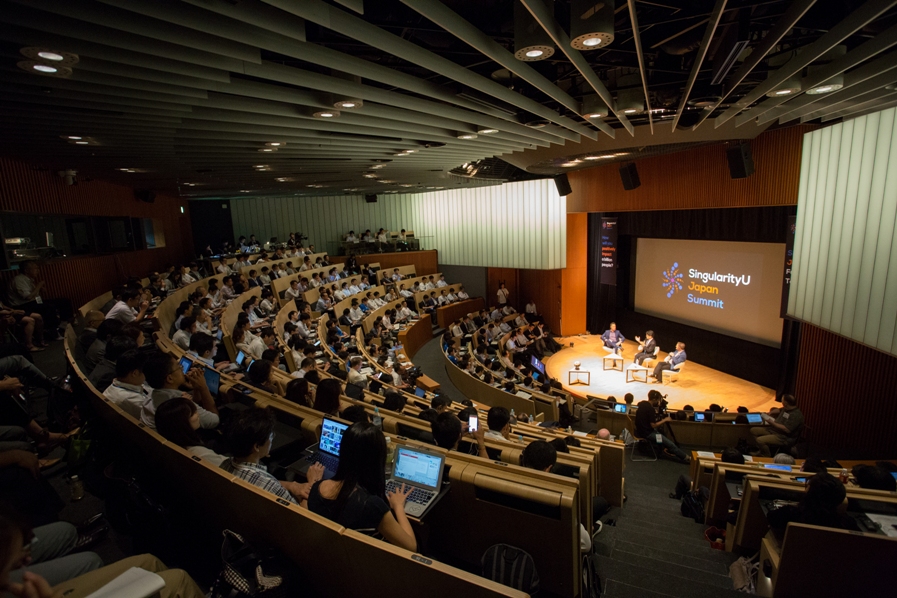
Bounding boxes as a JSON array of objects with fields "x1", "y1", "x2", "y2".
[
  {"x1": 228, "y1": 180, "x2": 566, "y2": 269},
  {"x1": 789, "y1": 107, "x2": 897, "y2": 359}
]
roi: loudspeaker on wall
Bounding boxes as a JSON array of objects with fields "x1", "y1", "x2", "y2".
[
  {"x1": 726, "y1": 143, "x2": 754, "y2": 179},
  {"x1": 619, "y1": 163, "x2": 640, "y2": 190},
  {"x1": 365, "y1": 194, "x2": 378, "y2": 203},
  {"x1": 553, "y1": 173, "x2": 572, "y2": 196}
]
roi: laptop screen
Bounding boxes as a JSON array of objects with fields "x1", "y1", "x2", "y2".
[
  {"x1": 746, "y1": 413, "x2": 762, "y2": 424},
  {"x1": 414, "y1": 387, "x2": 426, "y2": 398},
  {"x1": 179, "y1": 357, "x2": 192, "y2": 374},
  {"x1": 613, "y1": 404, "x2": 627, "y2": 414},
  {"x1": 763, "y1": 464, "x2": 792, "y2": 472},
  {"x1": 393, "y1": 447, "x2": 443, "y2": 490},
  {"x1": 318, "y1": 418, "x2": 349, "y2": 457},
  {"x1": 530, "y1": 355, "x2": 546, "y2": 375},
  {"x1": 235, "y1": 350, "x2": 247, "y2": 366},
  {"x1": 694, "y1": 413, "x2": 705, "y2": 422},
  {"x1": 203, "y1": 368, "x2": 220, "y2": 396}
]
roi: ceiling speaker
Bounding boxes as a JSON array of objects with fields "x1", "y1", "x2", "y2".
[
  {"x1": 619, "y1": 163, "x2": 640, "y2": 191},
  {"x1": 365, "y1": 194, "x2": 378, "y2": 203},
  {"x1": 553, "y1": 173, "x2": 572, "y2": 196},
  {"x1": 726, "y1": 143, "x2": 754, "y2": 179}
]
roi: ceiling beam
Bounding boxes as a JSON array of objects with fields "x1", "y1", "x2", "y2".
[
  {"x1": 714, "y1": 0, "x2": 897, "y2": 128},
  {"x1": 670, "y1": 0, "x2": 726, "y2": 132},
  {"x1": 398, "y1": 0, "x2": 614, "y2": 138},
  {"x1": 819, "y1": 94, "x2": 897, "y2": 121},
  {"x1": 519, "y1": 0, "x2": 631, "y2": 136},
  {"x1": 261, "y1": 0, "x2": 597, "y2": 139},
  {"x1": 820, "y1": 89, "x2": 897, "y2": 121},
  {"x1": 799, "y1": 83, "x2": 897, "y2": 122},
  {"x1": 749, "y1": 19, "x2": 897, "y2": 125},
  {"x1": 690, "y1": 0, "x2": 817, "y2": 131},
  {"x1": 626, "y1": 0, "x2": 654, "y2": 134}
]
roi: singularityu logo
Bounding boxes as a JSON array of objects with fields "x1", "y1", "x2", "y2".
[{"x1": 662, "y1": 262, "x2": 684, "y2": 298}]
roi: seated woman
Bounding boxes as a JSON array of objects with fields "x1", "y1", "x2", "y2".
[
  {"x1": 154, "y1": 398, "x2": 227, "y2": 466},
  {"x1": 313, "y1": 378, "x2": 347, "y2": 416},
  {"x1": 246, "y1": 359, "x2": 286, "y2": 397},
  {"x1": 285, "y1": 378, "x2": 314, "y2": 408},
  {"x1": 307, "y1": 421, "x2": 417, "y2": 551}
]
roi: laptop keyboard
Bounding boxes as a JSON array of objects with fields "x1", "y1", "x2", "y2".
[
  {"x1": 307, "y1": 452, "x2": 340, "y2": 472},
  {"x1": 385, "y1": 480, "x2": 435, "y2": 505}
]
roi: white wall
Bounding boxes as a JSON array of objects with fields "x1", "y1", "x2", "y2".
[
  {"x1": 229, "y1": 179, "x2": 567, "y2": 269},
  {"x1": 788, "y1": 107, "x2": 897, "y2": 358}
]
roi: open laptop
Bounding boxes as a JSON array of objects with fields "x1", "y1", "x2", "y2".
[
  {"x1": 292, "y1": 417, "x2": 349, "y2": 480},
  {"x1": 746, "y1": 413, "x2": 763, "y2": 424},
  {"x1": 386, "y1": 445, "x2": 445, "y2": 517}
]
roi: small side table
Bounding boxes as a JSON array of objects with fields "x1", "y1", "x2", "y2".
[
  {"x1": 626, "y1": 365, "x2": 649, "y2": 383},
  {"x1": 603, "y1": 353, "x2": 624, "y2": 371},
  {"x1": 568, "y1": 370, "x2": 591, "y2": 385}
]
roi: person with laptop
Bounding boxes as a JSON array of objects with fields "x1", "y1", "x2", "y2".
[
  {"x1": 749, "y1": 394, "x2": 805, "y2": 457},
  {"x1": 307, "y1": 422, "x2": 418, "y2": 551},
  {"x1": 222, "y1": 407, "x2": 324, "y2": 505}
]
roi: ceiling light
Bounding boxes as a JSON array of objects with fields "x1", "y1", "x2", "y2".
[
  {"x1": 20, "y1": 47, "x2": 79, "y2": 66},
  {"x1": 33, "y1": 64, "x2": 57, "y2": 73},
  {"x1": 183, "y1": 183, "x2": 196, "y2": 187},
  {"x1": 582, "y1": 94, "x2": 609, "y2": 120},
  {"x1": 584, "y1": 155, "x2": 609, "y2": 160},
  {"x1": 363, "y1": 173, "x2": 377, "y2": 178},
  {"x1": 773, "y1": 88, "x2": 797, "y2": 96},
  {"x1": 74, "y1": 141, "x2": 88, "y2": 145},
  {"x1": 514, "y1": 1, "x2": 554, "y2": 61},
  {"x1": 561, "y1": 161, "x2": 581, "y2": 167},
  {"x1": 240, "y1": 190, "x2": 251, "y2": 193},
  {"x1": 275, "y1": 177, "x2": 290, "y2": 182},
  {"x1": 17, "y1": 60, "x2": 72, "y2": 77},
  {"x1": 457, "y1": 133, "x2": 478, "y2": 139},
  {"x1": 765, "y1": 50, "x2": 802, "y2": 98},
  {"x1": 399, "y1": 184, "x2": 412, "y2": 188},
  {"x1": 477, "y1": 128, "x2": 499, "y2": 134},
  {"x1": 37, "y1": 51, "x2": 64, "y2": 61},
  {"x1": 370, "y1": 164, "x2": 385, "y2": 169},
  {"x1": 265, "y1": 142, "x2": 283, "y2": 147},
  {"x1": 313, "y1": 110, "x2": 340, "y2": 118},
  {"x1": 334, "y1": 99, "x2": 363, "y2": 109},
  {"x1": 616, "y1": 85, "x2": 645, "y2": 115},
  {"x1": 525, "y1": 117, "x2": 551, "y2": 129},
  {"x1": 581, "y1": 37, "x2": 602, "y2": 47},
  {"x1": 258, "y1": 148, "x2": 275, "y2": 152},
  {"x1": 570, "y1": 0, "x2": 614, "y2": 50}
]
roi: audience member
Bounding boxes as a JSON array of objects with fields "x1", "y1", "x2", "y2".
[
  {"x1": 141, "y1": 353, "x2": 218, "y2": 430},
  {"x1": 749, "y1": 394, "x2": 804, "y2": 457},
  {"x1": 766, "y1": 472, "x2": 859, "y2": 532},
  {"x1": 155, "y1": 397, "x2": 227, "y2": 466},
  {"x1": 634, "y1": 390, "x2": 690, "y2": 463},
  {"x1": 431, "y1": 412, "x2": 488, "y2": 458},
  {"x1": 101, "y1": 349, "x2": 149, "y2": 419}
]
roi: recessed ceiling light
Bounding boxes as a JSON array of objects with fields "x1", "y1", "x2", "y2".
[
  {"x1": 18, "y1": 60, "x2": 72, "y2": 77},
  {"x1": 20, "y1": 48, "x2": 79, "y2": 66},
  {"x1": 265, "y1": 142, "x2": 283, "y2": 147},
  {"x1": 623, "y1": 108, "x2": 639, "y2": 114},
  {"x1": 313, "y1": 110, "x2": 340, "y2": 118},
  {"x1": 477, "y1": 128, "x2": 499, "y2": 134},
  {"x1": 33, "y1": 64, "x2": 57, "y2": 73},
  {"x1": 370, "y1": 164, "x2": 385, "y2": 169},
  {"x1": 769, "y1": 87, "x2": 800, "y2": 97},
  {"x1": 525, "y1": 118, "x2": 550, "y2": 129},
  {"x1": 334, "y1": 99, "x2": 362, "y2": 109},
  {"x1": 585, "y1": 113, "x2": 605, "y2": 119},
  {"x1": 61, "y1": 135, "x2": 82, "y2": 140},
  {"x1": 74, "y1": 141, "x2": 88, "y2": 145},
  {"x1": 362, "y1": 173, "x2": 377, "y2": 178},
  {"x1": 37, "y1": 51, "x2": 64, "y2": 61},
  {"x1": 258, "y1": 148, "x2": 275, "y2": 152},
  {"x1": 581, "y1": 37, "x2": 603, "y2": 47},
  {"x1": 457, "y1": 133, "x2": 478, "y2": 140},
  {"x1": 240, "y1": 190, "x2": 251, "y2": 193},
  {"x1": 525, "y1": 49, "x2": 544, "y2": 58},
  {"x1": 806, "y1": 83, "x2": 843, "y2": 95},
  {"x1": 399, "y1": 184, "x2": 412, "y2": 187},
  {"x1": 584, "y1": 155, "x2": 606, "y2": 160}
]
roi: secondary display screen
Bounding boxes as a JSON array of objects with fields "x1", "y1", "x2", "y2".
[{"x1": 635, "y1": 239, "x2": 785, "y2": 347}]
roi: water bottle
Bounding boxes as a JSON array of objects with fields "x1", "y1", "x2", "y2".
[
  {"x1": 373, "y1": 406, "x2": 383, "y2": 429},
  {"x1": 510, "y1": 408, "x2": 517, "y2": 425},
  {"x1": 385, "y1": 437, "x2": 396, "y2": 469},
  {"x1": 70, "y1": 475, "x2": 84, "y2": 502}
]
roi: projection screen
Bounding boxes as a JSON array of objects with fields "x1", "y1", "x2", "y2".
[
  {"x1": 635, "y1": 238, "x2": 785, "y2": 347},
  {"x1": 788, "y1": 107, "x2": 897, "y2": 358}
]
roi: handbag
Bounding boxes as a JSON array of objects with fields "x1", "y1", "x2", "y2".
[{"x1": 210, "y1": 530, "x2": 289, "y2": 598}]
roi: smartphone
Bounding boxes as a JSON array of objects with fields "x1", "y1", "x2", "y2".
[
  {"x1": 468, "y1": 414, "x2": 479, "y2": 432},
  {"x1": 179, "y1": 357, "x2": 192, "y2": 374}
]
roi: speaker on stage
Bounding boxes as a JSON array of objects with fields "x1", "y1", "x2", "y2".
[
  {"x1": 553, "y1": 173, "x2": 572, "y2": 196},
  {"x1": 726, "y1": 143, "x2": 754, "y2": 179},
  {"x1": 619, "y1": 163, "x2": 640, "y2": 190},
  {"x1": 365, "y1": 194, "x2": 378, "y2": 203}
]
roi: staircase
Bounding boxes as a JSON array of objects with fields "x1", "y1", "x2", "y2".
[{"x1": 594, "y1": 458, "x2": 744, "y2": 597}]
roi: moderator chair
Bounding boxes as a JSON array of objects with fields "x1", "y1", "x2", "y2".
[{"x1": 661, "y1": 362, "x2": 684, "y2": 385}]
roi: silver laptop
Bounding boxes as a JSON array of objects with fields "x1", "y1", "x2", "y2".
[
  {"x1": 291, "y1": 417, "x2": 349, "y2": 480},
  {"x1": 386, "y1": 445, "x2": 445, "y2": 517}
]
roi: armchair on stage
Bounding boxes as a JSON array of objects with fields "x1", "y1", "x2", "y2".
[{"x1": 661, "y1": 361, "x2": 684, "y2": 385}]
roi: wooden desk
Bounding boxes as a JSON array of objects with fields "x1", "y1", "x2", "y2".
[
  {"x1": 436, "y1": 298, "x2": 485, "y2": 329},
  {"x1": 416, "y1": 374, "x2": 440, "y2": 392},
  {"x1": 397, "y1": 317, "x2": 433, "y2": 360}
]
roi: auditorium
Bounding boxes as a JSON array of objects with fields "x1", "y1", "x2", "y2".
[{"x1": 2, "y1": 1, "x2": 897, "y2": 597}]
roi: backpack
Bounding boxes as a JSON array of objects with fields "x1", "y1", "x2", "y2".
[
  {"x1": 680, "y1": 487, "x2": 709, "y2": 523},
  {"x1": 481, "y1": 544, "x2": 540, "y2": 595}
]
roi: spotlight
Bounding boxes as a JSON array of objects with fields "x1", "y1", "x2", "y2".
[
  {"x1": 514, "y1": 0, "x2": 554, "y2": 61},
  {"x1": 570, "y1": 0, "x2": 614, "y2": 50},
  {"x1": 313, "y1": 110, "x2": 340, "y2": 118}
]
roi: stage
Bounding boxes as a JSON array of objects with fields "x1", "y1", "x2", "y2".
[{"x1": 544, "y1": 336, "x2": 778, "y2": 412}]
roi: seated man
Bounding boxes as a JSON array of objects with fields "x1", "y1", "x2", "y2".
[
  {"x1": 431, "y1": 412, "x2": 488, "y2": 458},
  {"x1": 601, "y1": 322, "x2": 625, "y2": 354},
  {"x1": 634, "y1": 390, "x2": 690, "y2": 463},
  {"x1": 87, "y1": 335, "x2": 138, "y2": 393},
  {"x1": 347, "y1": 356, "x2": 368, "y2": 390},
  {"x1": 484, "y1": 406, "x2": 513, "y2": 442},
  {"x1": 102, "y1": 349, "x2": 150, "y2": 420},
  {"x1": 749, "y1": 394, "x2": 804, "y2": 457},
  {"x1": 140, "y1": 353, "x2": 218, "y2": 430},
  {"x1": 104, "y1": 289, "x2": 149, "y2": 324},
  {"x1": 633, "y1": 330, "x2": 657, "y2": 366},
  {"x1": 652, "y1": 341, "x2": 686, "y2": 381},
  {"x1": 221, "y1": 407, "x2": 324, "y2": 505}
]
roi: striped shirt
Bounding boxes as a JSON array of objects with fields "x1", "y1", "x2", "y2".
[{"x1": 221, "y1": 460, "x2": 297, "y2": 504}]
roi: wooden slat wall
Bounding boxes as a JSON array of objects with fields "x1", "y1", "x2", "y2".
[
  {"x1": 0, "y1": 157, "x2": 193, "y2": 308},
  {"x1": 566, "y1": 126, "x2": 808, "y2": 212},
  {"x1": 795, "y1": 324, "x2": 897, "y2": 458},
  {"x1": 518, "y1": 268, "x2": 561, "y2": 333}
]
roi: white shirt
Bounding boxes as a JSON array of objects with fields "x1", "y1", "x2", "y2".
[
  {"x1": 497, "y1": 288, "x2": 510, "y2": 304},
  {"x1": 436, "y1": 279, "x2": 447, "y2": 287},
  {"x1": 182, "y1": 272, "x2": 196, "y2": 284},
  {"x1": 7, "y1": 274, "x2": 38, "y2": 306},
  {"x1": 103, "y1": 380, "x2": 151, "y2": 420},
  {"x1": 285, "y1": 287, "x2": 302, "y2": 299},
  {"x1": 217, "y1": 264, "x2": 232, "y2": 275},
  {"x1": 526, "y1": 302, "x2": 537, "y2": 314},
  {"x1": 172, "y1": 329, "x2": 192, "y2": 350},
  {"x1": 247, "y1": 336, "x2": 267, "y2": 360},
  {"x1": 378, "y1": 233, "x2": 388, "y2": 243},
  {"x1": 105, "y1": 300, "x2": 137, "y2": 323},
  {"x1": 188, "y1": 445, "x2": 227, "y2": 466},
  {"x1": 458, "y1": 290, "x2": 469, "y2": 300}
]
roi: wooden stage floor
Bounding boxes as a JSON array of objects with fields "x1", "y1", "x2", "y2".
[{"x1": 544, "y1": 336, "x2": 778, "y2": 412}]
